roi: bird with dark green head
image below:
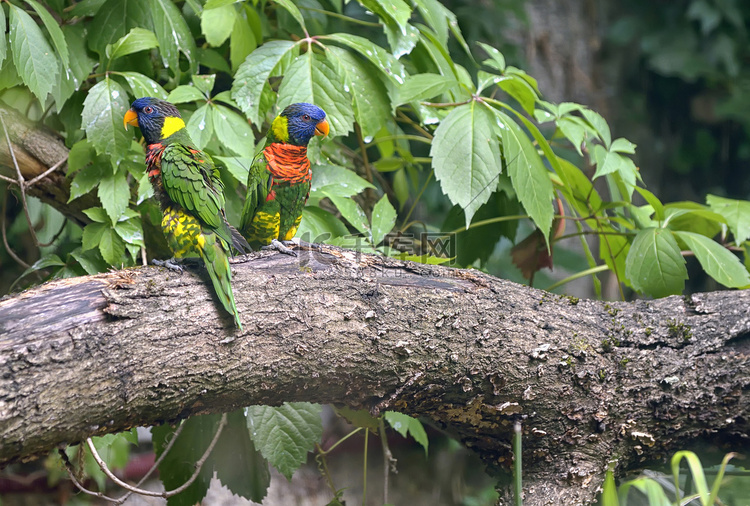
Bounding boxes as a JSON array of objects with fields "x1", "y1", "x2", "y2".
[
  {"x1": 124, "y1": 97, "x2": 249, "y2": 329},
  {"x1": 240, "y1": 103, "x2": 329, "y2": 255}
]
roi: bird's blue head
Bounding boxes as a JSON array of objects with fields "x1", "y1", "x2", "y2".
[
  {"x1": 271, "y1": 103, "x2": 329, "y2": 146},
  {"x1": 124, "y1": 97, "x2": 185, "y2": 145}
]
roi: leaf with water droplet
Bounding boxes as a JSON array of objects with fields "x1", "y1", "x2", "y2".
[{"x1": 83, "y1": 77, "x2": 131, "y2": 161}]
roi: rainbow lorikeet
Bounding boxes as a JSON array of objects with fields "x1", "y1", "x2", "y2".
[
  {"x1": 124, "y1": 97, "x2": 249, "y2": 329},
  {"x1": 239, "y1": 103, "x2": 329, "y2": 255}
]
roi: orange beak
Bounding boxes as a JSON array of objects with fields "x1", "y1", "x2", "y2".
[
  {"x1": 123, "y1": 108, "x2": 139, "y2": 130},
  {"x1": 314, "y1": 119, "x2": 329, "y2": 137}
]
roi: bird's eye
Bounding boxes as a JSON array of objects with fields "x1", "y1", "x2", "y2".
[
  {"x1": 302, "y1": 114, "x2": 311, "y2": 120},
  {"x1": 144, "y1": 106, "x2": 154, "y2": 114}
]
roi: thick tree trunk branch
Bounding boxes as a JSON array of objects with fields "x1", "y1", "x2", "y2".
[{"x1": 1, "y1": 246, "x2": 748, "y2": 505}]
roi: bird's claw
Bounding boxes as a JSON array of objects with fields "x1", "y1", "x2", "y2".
[
  {"x1": 262, "y1": 239, "x2": 298, "y2": 257},
  {"x1": 153, "y1": 258, "x2": 184, "y2": 273}
]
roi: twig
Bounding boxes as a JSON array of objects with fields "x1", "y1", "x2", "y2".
[
  {"x1": 0, "y1": 114, "x2": 40, "y2": 247},
  {"x1": 1, "y1": 186, "x2": 31, "y2": 269},
  {"x1": 378, "y1": 416, "x2": 396, "y2": 505},
  {"x1": 58, "y1": 448, "x2": 120, "y2": 503},
  {"x1": 37, "y1": 220, "x2": 67, "y2": 248},
  {"x1": 84, "y1": 414, "x2": 227, "y2": 500},
  {"x1": 25, "y1": 155, "x2": 68, "y2": 188}
]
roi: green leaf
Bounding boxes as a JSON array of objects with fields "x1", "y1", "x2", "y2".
[
  {"x1": 230, "y1": 5, "x2": 258, "y2": 71},
  {"x1": 634, "y1": 187, "x2": 665, "y2": 222},
  {"x1": 18, "y1": 254, "x2": 65, "y2": 282},
  {"x1": 310, "y1": 164, "x2": 375, "y2": 198},
  {"x1": 53, "y1": 24, "x2": 96, "y2": 109},
  {"x1": 0, "y1": 6, "x2": 6, "y2": 67},
  {"x1": 118, "y1": 71, "x2": 168, "y2": 100},
  {"x1": 99, "y1": 227, "x2": 126, "y2": 265},
  {"x1": 674, "y1": 231, "x2": 750, "y2": 288},
  {"x1": 211, "y1": 104, "x2": 255, "y2": 157},
  {"x1": 82, "y1": 222, "x2": 107, "y2": 251},
  {"x1": 664, "y1": 202, "x2": 724, "y2": 238},
  {"x1": 371, "y1": 196, "x2": 397, "y2": 246},
  {"x1": 8, "y1": 4, "x2": 59, "y2": 103},
  {"x1": 592, "y1": 145, "x2": 638, "y2": 182},
  {"x1": 25, "y1": 0, "x2": 69, "y2": 69},
  {"x1": 334, "y1": 406, "x2": 379, "y2": 430},
  {"x1": 557, "y1": 117, "x2": 587, "y2": 155},
  {"x1": 231, "y1": 40, "x2": 297, "y2": 126},
  {"x1": 625, "y1": 228, "x2": 687, "y2": 298},
  {"x1": 414, "y1": 0, "x2": 449, "y2": 46},
  {"x1": 191, "y1": 74, "x2": 216, "y2": 96},
  {"x1": 214, "y1": 410, "x2": 270, "y2": 503},
  {"x1": 611, "y1": 137, "x2": 636, "y2": 154},
  {"x1": 581, "y1": 108, "x2": 612, "y2": 148},
  {"x1": 205, "y1": 0, "x2": 236, "y2": 7},
  {"x1": 327, "y1": 46, "x2": 390, "y2": 139},
  {"x1": 277, "y1": 51, "x2": 354, "y2": 137},
  {"x1": 431, "y1": 102, "x2": 502, "y2": 228},
  {"x1": 152, "y1": 415, "x2": 218, "y2": 506},
  {"x1": 150, "y1": 0, "x2": 197, "y2": 77},
  {"x1": 326, "y1": 194, "x2": 371, "y2": 239},
  {"x1": 477, "y1": 41, "x2": 505, "y2": 72},
  {"x1": 67, "y1": 138, "x2": 96, "y2": 172},
  {"x1": 383, "y1": 19, "x2": 419, "y2": 59},
  {"x1": 215, "y1": 156, "x2": 252, "y2": 184},
  {"x1": 98, "y1": 172, "x2": 130, "y2": 223},
  {"x1": 297, "y1": 206, "x2": 350, "y2": 243},
  {"x1": 497, "y1": 75, "x2": 537, "y2": 115},
  {"x1": 323, "y1": 33, "x2": 407, "y2": 85},
  {"x1": 70, "y1": 248, "x2": 109, "y2": 275},
  {"x1": 600, "y1": 469, "x2": 618, "y2": 506},
  {"x1": 82, "y1": 77, "x2": 131, "y2": 159},
  {"x1": 91, "y1": 431, "x2": 135, "y2": 470},
  {"x1": 617, "y1": 477, "x2": 671, "y2": 506},
  {"x1": 114, "y1": 217, "x2": 144, "y2": 246},
  {"x1": 83, "y1": 206, "x2": 109, "y2": 223},
  {"x1": 87, "y1": 0, "x2": 151, "y2": 57},
  {"x1": 106, "y1": 27, "x2": 158, "y2": 61},
  {"x1": 273, "y1": 0, "x2": 306, "y2": 32},
  {"x1": 201, "y1": 4, "x2": 236, "y2": 47},
  {"x1": 384, "y1": 412, "x2": 428, "y2": 457},
  {"x1": 671, "y1": 451, "x2": 710, "y2": 505},
  {"x1": 246, "y1": 402, "x2": 323, "y2": 481},
  {"x1": 167, "y1": 85, "x2": 206, "y2": 103},
  {"x1": 198, "y1": 47, "x2": 232, "y2": 74},
  {"x1": 394, "y1": 73, "x2": 456, "y2": 108},
  {"x1": 706, "y1": 194, "x2": 750, "y2": 246},
  {"x1": 361, "y1": 0, "x2": 411, "y2": 30},
  {"x1": 494, "y1": 110, "x2": 554, "y2": 240},
  {"x1": 186, "y1": 103, "x2": 214, "y2": 149}
]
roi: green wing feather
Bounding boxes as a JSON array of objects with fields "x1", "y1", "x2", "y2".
[{"x1": 239, "y1": 153, "x2": 271, "y2": 235}]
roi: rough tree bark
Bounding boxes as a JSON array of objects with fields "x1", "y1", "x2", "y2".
[{"x1": 1, "y1": 246, "x2": 748, "y2": 505}]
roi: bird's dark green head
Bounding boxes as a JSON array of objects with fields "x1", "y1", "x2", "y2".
[
  {"x1": 270, "y1": 103, "x2": 329, "y2": 146},
  {"x1": 124, "y1": 97, "x2": 185, "y2": 145}
]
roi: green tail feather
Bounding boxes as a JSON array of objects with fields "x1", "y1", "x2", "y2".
[{"x1": 199, "y1": 236, "x2": 242, "y2": 329}]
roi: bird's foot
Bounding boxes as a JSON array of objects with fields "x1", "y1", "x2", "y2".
[
  {"x1": 152, "y1": 258, "x2": 184, "y2": 273},
  {"x1": 262, "y1": 239, "x2": 298, "y2": 257}
]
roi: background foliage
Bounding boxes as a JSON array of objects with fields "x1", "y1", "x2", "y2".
[{"x1": 1, "y1": 0, "x2": 750, "y2": 503}]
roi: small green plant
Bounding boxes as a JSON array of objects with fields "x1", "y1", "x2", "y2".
[{"x1": 600, "y1": 450, "x2": 737, "y2": 505}]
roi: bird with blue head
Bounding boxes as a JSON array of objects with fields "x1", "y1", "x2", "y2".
[{"x1": 124, "y1": 97, "x2": 249, "y2": 329}]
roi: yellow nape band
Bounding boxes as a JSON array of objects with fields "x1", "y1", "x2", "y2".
[
  {"x1": 161, "y1": 116, "x2": 186, "y2": 138},
  {"x1": 271, "y1": 115, "x2": 289, "y2": 143}
]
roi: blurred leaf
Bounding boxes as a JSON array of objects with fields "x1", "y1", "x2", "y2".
[
  {"x1": 394, "y1": 73, "x2": 455, "y2": 108},
  {"x1": 600, "y1": 469, "x2": 618, "y2": 506},
  {"x1": 310, "y1": 164, "x2": 374, "y2": 198},
  {"x1": 201, "y1": 4, "x2": 236, "y2": 47},
  {"x1": 82, "y1": 77, "x2": 131, "y2": 160},
  {"x1": 706, "y1": 194, "x2": 750, "y2": 246},
  {"x1": 327, "y1": 46, "x2": 390, "y2": 139},
  {"x1": 25, "y1": 0, "x2": 69, "y2": 69},
  {"x1": 324, "y1": 33, "x2": 407, "y2": 84},
  {"x1": 671, "y1": 451, "x2": 710, "y2": 505},
  {"x1": 106, "y1": 27, "x2": 158, "y2": 60},
  {"x1": 230, "y1": 5, "x2": 258, "y2": 71},
  {"x1": 0, "y1": 6, "x2": 5, "y2": 67},
  {"x1": 625, "y1": 228, "x2": 687, "y2": 297},
  {"x1": 186, "y1": 103, "x2": 214, "y2": 149},
  {"x1": 150, "y1": 0, "x2": 197, "y2": 77},
  {"x1": 168, "y1": 85, "x2": 206, "y2": 103},
  {"x1": 273, "y1": 0, "x2": 307, "y2": 32},
  {"x1": 246, "y1": 403, "x2": 322, "y2": 481},
  {"x1": 98, "y1": 171, "x2": 130, "y2": 222},
  {"x1": 119, "y1": 71, "x2": 168, "y2": 100},
  {"x1": 494, "y1": 110, "x2": 554, "y2": 242},
  {"x1": 211, "y1": 104, "x2": 255, "y2": 157},
  {"x1": 215, "y1": 156, "x2": 252, "y2": 184},
  {"x1": 674, "y1": 231, "x2": 750, "y2": 288},
  {"x1": 214, "y1": 410, "x2": 270, "y2": 503},
  {"x1": 8, "y1": 4, "x2": 59, "y2": 103},
  {"x1": 277, "y1": 51, "x2": 354, "y2": 137},
  {"x1": 385, "y1": 411, "x2": 428, "y2": 456},
  {"x1": 431, "y1": 102, "x2": 501, "y2": 228},
  {"x1": 334, "y1": 406, "x2": 379, "y2": 430},
  {"x1": 232, "y1": 40, "x2": 297, "y2": 126},
  {"x1": 327, "y1": 194, "x2": 371, "y2": 239},
  {"x1": 371, "y1": 196, "x2": 397, "y2": 246},
  {"x1": 617, "y1": 477, "x2": 671, "y2": 506},
  {"x1": 298, "y1": 206, "x2": 350, "y2": 242},
  {"x1": 153, "y1": 415, "x2": 218, "y2": 506},
  {"x1": 70, "y1": 248, "x2": 109, "y2": 274}
]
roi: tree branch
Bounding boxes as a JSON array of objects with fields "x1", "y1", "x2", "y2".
[{"x1": 1, "y1": 247, "x2": 748, "y2": 505}]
